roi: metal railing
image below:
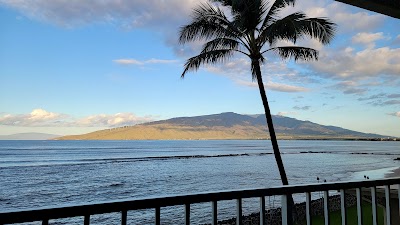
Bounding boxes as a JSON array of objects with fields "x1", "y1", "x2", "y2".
[{"x1": 1, "y1": 177, "x2": 400, "y2": 225}]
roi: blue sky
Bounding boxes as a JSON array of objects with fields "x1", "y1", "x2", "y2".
[{"x1": 0, "y1": 0, "x2": 399, "y2": 137}]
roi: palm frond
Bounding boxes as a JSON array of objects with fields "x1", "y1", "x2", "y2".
[
  {"x1": 259, "y1": 12, "x2": 336, "y2": 46},
  {"x1": 201, "y1": 38, "x2": 241, "y2": 54},
  {"x1": 262, "y1": 0, "x2": 296, "y2": 28},
  {"x1": 269, "y1": 46, "x2": 318, "y2": 61},
  {"x1": 294, "y1": 17, "x2": 336, "y2": 45},
  {"x1": 179, "y1": 3, "x2": 240, "y2": 44},
  {"x1": 261, "y1": 12, "x2": 306, "y2": 45},
  {"x1": 232, "y1": 0, "x2": 265, "y2": 32},
  {"x1": 179, "y1": 20, "x2": 233, "y2": 44},
  {"x1": 211, "y1": 0, "x2": 232, "y2": 7},
  {"x1": 181, "y1": 49, "x2": 234, "y2": 78}
]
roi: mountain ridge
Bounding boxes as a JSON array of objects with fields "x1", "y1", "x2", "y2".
[{"x1": 56, "y1": 112, "x2": 390, "y2": 140}]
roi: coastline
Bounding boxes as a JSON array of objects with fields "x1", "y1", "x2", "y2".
[{"x1": 385, "y1": 167, "x2": 400, "y2": 178}]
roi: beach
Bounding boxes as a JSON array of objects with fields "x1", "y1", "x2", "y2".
[{"x1": 386, "y1": 167, "x2": 400, "y2": 178}]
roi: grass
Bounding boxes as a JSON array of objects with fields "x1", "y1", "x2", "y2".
[{"x1": 300, "y1": 202, "x2": 385, "y2": 225}]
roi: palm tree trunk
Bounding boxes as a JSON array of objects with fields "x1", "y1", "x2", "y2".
[
  {"x1": 253, "y1": 60, "x2": 294, "y2": 225},
  {"x1": 253, "y1": 61, "x2": 289, "y2": 186}
]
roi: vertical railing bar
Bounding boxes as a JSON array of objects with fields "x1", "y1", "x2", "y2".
[
  {"x1": 121, "y1": 210, "x2": 127, "y2": 225},
  {"x1": 398, "y1": 184, "x2": 400, "y2": 223},
  {"x1": 155, "y1": 207, "x2": 160, "y2": 225},
  {"x1": 385, "y1": 185, "x2": 391, "y2": 225},
  {"x1": 282, "y1": 195, "x2": 289, "y2": 225},
  {"x1": 212, "y1": 201, "x2": 217, "y2": 225},
  {"x1": 236, "y1": 198, "x2": 243, "y2": 225},
  {"x1": 371, "y1": 186, "x2": 378, "y2": 225},
  {"x1": 42, "y1": 219, "x2": 49, "y2": 225},
  {"x1": 323, "y1": 191, "x2": 330, "y2": 225},
  {"x1": 340, "y1": 189, "x2": 347, "y2": 225},
  {"x1": 185, "y1": 203, "x2": 190, "y2": 225},
  {"x1": 356, "y1": 188, "x2": 363, "y2": 225},
  {"x1": 84, "y1": 215, "x2": 90, "y2": 225},
  {"x1": 260, "y1": 196, "x2": 265, "y2": 225},
  {"x1": 306, "y1": 192, "x2": 312, "y2": 225}
]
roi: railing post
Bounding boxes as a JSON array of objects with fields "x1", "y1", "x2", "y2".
[
  {"x1": 371, "y1": 186, "x2": 378, "y2": 225},
  {"x1": 212, "y1": 201, "x2": 218, "y2": 225},
  {"x1": 155, "y1": 207, "x2": 160, "y2": 225},
  {"x1": 185, "y1": 203, "x2": 190, "y2": 225},
  {"x1": 323, "y1": 191, "x2": 330, "y2": 225},
  {"x1": 237, "y1": 198, "x2": 243, "y2": 225},
  {"x1": 260, "y1": 196, "x2": 265, "y2": 225},
  {"x1": 121, "y1": 210, "x2": 127, "y2": 225},
  {"x1": 385, "y1": 185, "x2": 391, "y2": 225},
  {"x1": 356, "y1": 188, "x2": 363, "y2": 225},
  {"x1": 84, "y1": 215, "x2": 90, "y2": 225},
  {"x1": 42, "y1": 219, "x2": 49, "y2": 225},
  {"x1": 398, "y1": 184, "x2": 400, "y2": 222},
  {"x1": 305, "y1": 192, "x2": 312, "y2": 225},
  {"x1": 282, "y1": 194, "x2": 290, "y2": 225},
  {"x1": 340, "y1": 189, "x2": 347, "y2": 225}
]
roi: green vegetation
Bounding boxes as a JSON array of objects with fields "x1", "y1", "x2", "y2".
[{"x1": 301, "y1": 202, "x2": 385, "y2": 225}]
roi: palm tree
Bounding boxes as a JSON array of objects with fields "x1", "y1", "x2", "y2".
[{"x1": 179, "y1": 0, "x2": 335, "y2": 187}]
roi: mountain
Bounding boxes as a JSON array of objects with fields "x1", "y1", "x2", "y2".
[
  {"x1": 0, "y1": 132, "x2": 61, "y2": 140},
  {"x1": 56, "y1": 112, "x2": 388, "y2": 140}
]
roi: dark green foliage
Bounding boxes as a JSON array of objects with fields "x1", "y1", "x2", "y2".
[{"x1": 303, "y1": 202, "x2": 385, "y2": 225}]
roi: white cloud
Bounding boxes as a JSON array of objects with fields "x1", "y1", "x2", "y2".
[
  {"x1": 373, "y1": 100, "x2": 400, "y2": 106},
  {"x1": 330, "y1": 9, "x2": 384, "y2": 32},
  {"x1": 77, "y1": 113, "x2": 153, "y2": 127},
  {"x1": 266, "y1": 82, "x2": 310, "y2": 93},
  {"x1": 0, "y1": 109, "x2": 66, "y2": 126},
  {"x1": 288, "y1": 1, "x2": 384, "y2": 33},
  {"x1": 331, "y1": 81, "x2": 368, "y2": 95},
  {"x1": 352, "y1": 32, "x2": 386, "y2": 48},
  {"x1": 113, "y1": 59, "x2": 144, "y2": 65},
  {"x1": 309, "y1": 47, "x2": 400, "y2": 80},
  {"x1": 0, "y1": 109, "x2": 154, "y2": 127},
  {"x1": 277, "y1": 111, "x2": 298, "y2": 116},
  {"x1": 0, "y1": 0, "x2": 205, "y2": 28},
  {"x1": 203, "y1": 57, "x2": 310, "y2": 91},
  {"x1": 393, "y1": 35, "x2": 400, "y2": 45},
  {"x1": 293, "y1": 105, "x2": 311, "y2": 110},
  {"x1": 238, "y1": 80, "x2": 309, "y2": 93},
  {"x1": 113, "y1": 58, "x2": 177, "y2": 66},
  {"x1": 388, "y1": 112, "x2": 400, "y2": 117},
  {"x1": 29, "y1": 109, "x2": 60, "y2": 121}
]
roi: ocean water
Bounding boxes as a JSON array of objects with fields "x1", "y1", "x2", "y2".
[{"x1": 1, "y1": 140, "x2": 400, "y2": 224}]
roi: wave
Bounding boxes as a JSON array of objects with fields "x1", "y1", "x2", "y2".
[
  {"x1": 108, "y1": 182, "x2": 124, "y2": 187},
  {"x1": 1, "y1": 150, "x2": 398, "y2": 169}
]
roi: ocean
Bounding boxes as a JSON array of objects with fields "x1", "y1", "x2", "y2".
[{"x1": 1, "y1": 140, "x2": 399, "y2": 224}]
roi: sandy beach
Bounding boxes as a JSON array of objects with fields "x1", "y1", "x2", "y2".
[{"x1": 385, "y1": 167, "x2": 400, "y2": 178}]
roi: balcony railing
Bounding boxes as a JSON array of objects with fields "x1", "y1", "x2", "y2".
[{"x1": 1, "y1": 177, "x2": 400, "y2": 225}]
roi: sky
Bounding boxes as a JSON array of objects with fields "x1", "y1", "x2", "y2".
[{"x1": 0, "y1": 0, "x2": 399, "y2": 137}]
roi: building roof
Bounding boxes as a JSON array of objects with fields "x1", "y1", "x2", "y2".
[{"x1": 335, "y1": 0, "x2": 400, "y2": 19}]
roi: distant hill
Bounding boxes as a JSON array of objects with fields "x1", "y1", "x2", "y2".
[
  {"x1": 0, "y1": 132, "x2": 61, "y2": 140},
  {"x1": 56, "y1": 112, "x2": 388, "y2": 140}
]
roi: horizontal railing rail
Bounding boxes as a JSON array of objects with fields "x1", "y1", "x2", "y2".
[{"x1": 1, "y1": 177, "x2": 400, "y2": 224}]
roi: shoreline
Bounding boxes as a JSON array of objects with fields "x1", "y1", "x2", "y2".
[{"x1": 385, "y1": 167, "x2": 400, "y2": 178}]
